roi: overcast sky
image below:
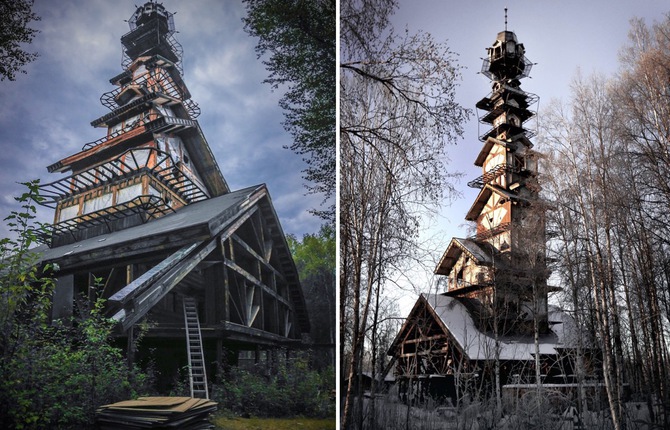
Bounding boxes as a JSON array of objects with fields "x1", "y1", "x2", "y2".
[
  {"x1": 0, "y1": 0, "x2": 327, "y2": 241},
  {"x1": 388, "y1": 0, "x2": 670, "y2": 313}
]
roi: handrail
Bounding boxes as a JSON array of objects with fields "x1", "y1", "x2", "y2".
[
  {"x1": 467, "y1": 164, "x2": 519, "y2": 189},
  {"x1": 38, "y1": 147, "x2": 209, "y2": 208}
]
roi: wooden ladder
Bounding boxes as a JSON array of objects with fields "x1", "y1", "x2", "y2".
[{"x1": 183, "y1": 297, "x2": 208, "y2": 399}]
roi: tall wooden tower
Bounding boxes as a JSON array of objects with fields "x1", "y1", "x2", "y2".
[
  {"x1": 434, "y1": 27, "x2": 549, "y2": 335},
  {"x1": 35, "y1": 1, "x2": 310, "y2": 395},
  {"x1": 388, "y1": 21, "x2": 593, "y2": 407},
  {"x1": 41, "y1": 1, "x2": 227, "y2": 247}
]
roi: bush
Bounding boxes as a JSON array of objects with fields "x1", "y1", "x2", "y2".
[
  {"x1": 212, "y1": 351, "x2": 334, "y2": 419},
  {"x1": 0, "y1": 182, "x2": 153, "y2": 429},
  {"x1": 0, "y1": 299, "x2": 154, "y2": 429}
]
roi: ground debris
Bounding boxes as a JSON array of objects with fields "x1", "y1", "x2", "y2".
[{"x1": 95, "y1": 396, "x2": 218, "y2": 429}]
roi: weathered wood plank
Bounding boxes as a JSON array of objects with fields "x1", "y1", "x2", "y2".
[
  {"x1": 109, "y1": 242, "x2": 201, "y2": 304},
  {"x1": 221, "y1": 321, "x2": 302, "y2": 344},
  {"x1": 113, "y1": 239, "x2": 217, "y2": 331},
  {"x1": 223, "y1": 258, "x2": 291, "y2": 308}
]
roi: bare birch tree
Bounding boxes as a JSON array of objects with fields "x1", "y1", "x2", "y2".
[
  {"x1": 540, "y1": 72, "x2": 629, "y2": 429},
  {"x1": 340, "y1": 0, "x2": 469, "y2": 428}
]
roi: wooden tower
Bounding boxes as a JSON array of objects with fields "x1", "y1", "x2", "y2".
[
  {"x1": 35, "y1": 1, "x2": 309, "y2": 397},
  {"x1": 434, "y1": 27, "x2": 549, "y2": 335},
  {"x1": 41, "y1": 1, "x2": 227, "y2": 247},
  {"x1": 387, "y1": 21, "x2": 595, "y2": 408}
]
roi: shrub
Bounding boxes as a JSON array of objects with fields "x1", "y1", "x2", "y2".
[
  {"x1": 212, "y1": 351, "x2": 334, "y2": 419},
  {"x1": 0, "y1": 182, "x2": 153, "y2": 429}
]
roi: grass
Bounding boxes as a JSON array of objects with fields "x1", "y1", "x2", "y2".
[{"x1": 212, "y1": 415, "x2": 336, "y2": 430}]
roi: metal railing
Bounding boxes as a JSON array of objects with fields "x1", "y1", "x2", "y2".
[{"x1": 39, "y1": 147, "x2": 209, "y2": 208}]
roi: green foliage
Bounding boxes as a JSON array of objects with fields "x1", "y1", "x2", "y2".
[
  {"x1": 212, "y1": 352, "x2": 334, "y2": 419},
  {"x1": 288, "y1": 224, "x2": 335, "y2": 282},
  {"x1": 243, "y1": 0, "x2": 336, "y2": 221},
  {"x1": 0, "y1": 0, "x2": 40, "y2": 81},
  {"x1": 287, "y1": 225, "x2": 336, "y2": 369},
  {"x1": 0, "y1": 181, "x2": 152, "y2": 429}
]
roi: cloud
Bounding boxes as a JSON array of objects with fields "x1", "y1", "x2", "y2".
[{"x1": 0, "y1": 0, "x2": 325, "y2": 241}]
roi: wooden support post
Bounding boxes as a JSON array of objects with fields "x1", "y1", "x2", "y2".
[
  {"x1": 205, "y1": 264, "x2": 217, "y2": 326},
  {"x1": 88, "y1": 272, "x2": 97, "y2": 305},
  {"x1": 126, "y1": 263, "x2": 134, "y2": 284},
  {"x1": 216, "y1": 339, "x2": 223, "y2": 371},
  {"x1": 222, "y1": 265, "x2": 230, "y2": 323},
  {"x1": 126, "y1": 264, "x2": 135, "y2": 368}
]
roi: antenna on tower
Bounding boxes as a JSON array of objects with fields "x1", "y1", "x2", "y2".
[{"x1": 504, "y1": 7, "x2": 508, "y2": 31}]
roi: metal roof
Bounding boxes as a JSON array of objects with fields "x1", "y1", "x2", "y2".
[{"x1": 390, "y1": 293, "x2": 580, "y2": 362}]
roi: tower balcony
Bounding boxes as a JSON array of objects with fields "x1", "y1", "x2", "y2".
[
  {"x1": 39, "y1": 147, "x2": 209, "y2": 208},
  {"x1": 82, "y1": 116, "x2": 197, "y2": 152},
  {"x1": 471, "y1": 222, "x2": 511, "y2": 241},
  {"x1": 476, "y1": 86, "x2": 538, "y2": 126},
  {"x1": 100, "y1": 65, "x2": 191, "y2": 112},
  {"x1": 477, "y1": 85, "x2": 538, "y2": 111},
  {"x1": 91, "y1": 93, "x2": 174, "y2": 128},
  {"x1": 120, "y1": 6, "x2": 182, "y2": 72},
  {"x1": 41, "y1": 195, "x2": 174, "y2": 247},
  {"x1": 481, "y1": 51, "x2": 533, "y2": 81},
  {"x1": 467, "y1": 164, "x2": 519, "y2": 189},
  {"x1": 479, "y1": 122, "x2": 535, "y2": 142}
]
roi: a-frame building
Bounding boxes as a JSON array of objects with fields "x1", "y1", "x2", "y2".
[{"x1": 33, "y1": 1, "x2": 309, "y2": 398}]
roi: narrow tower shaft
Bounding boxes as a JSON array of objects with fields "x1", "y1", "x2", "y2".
[{"x1": 435, "y1": 26, "x2": 549, "y2": 335}]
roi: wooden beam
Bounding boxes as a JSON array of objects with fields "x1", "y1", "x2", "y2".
[
  {"x1": 222, "y1": 264, "x2": 230, "y2": 322},
  {"x1": 111, "y1": 239, "x2": 217, "y2": 331},
  {"x1": 399, "y1": 334, "x2": 448, "y2": 345},
  {"x1": 218, "y1": 206, "x2": 258, "y2": 243},
  {"x1": 230, "y1": 234, "x2": 284, "y2": 280},
  {"x1": 398, "y1": 350, "x2": 449, "y2": 359},
  {"x1": 223, "y1": 258, "x2": 291, "y2": 308},
  {"x1": 109, "y1": 242, "x2": 201, "y2": 305},
  {"x1": 221, "y1": 321, "x2": 301, "y2": 344}
]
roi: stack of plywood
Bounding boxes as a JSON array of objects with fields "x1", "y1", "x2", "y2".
[{"x1": 96, "y1": 396, "x2": 217, "y2": 429}]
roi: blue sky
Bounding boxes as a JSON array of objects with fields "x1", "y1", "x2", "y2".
[
  {"x1": 388, "y1": 0, "x2": 670, "y2": 313},
  {"x1": 0, "y1": 0, "x2": 328, "y2": 241}
]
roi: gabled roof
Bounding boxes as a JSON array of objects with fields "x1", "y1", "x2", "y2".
[
  {"x1": 434, "y1": 238, "x2": 494, "y2": 276},
  {"x1": 34, "y1": 184, "x2": 309, "y2": 334},
  {"x1": 390, "y1": 293, "x2": 580, "y2": 361},
  {"x1": 465, "y1": 183, "x2": 530, "y2": 221},
  {"x1": 474, "y1": 135, "x2": 533, "y2": 167}
]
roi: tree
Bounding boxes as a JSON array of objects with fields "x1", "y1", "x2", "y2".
[
  {"x1": 287, "y1": 224, "x2": 336, "y2": 369},
  {"x1": 0, "y1": 0, "x2": 40, "y2": 81},
  {"x1": 537, "y1": 16, "x2": 670, "y2": 424},
  {"x1": 242, "y1": 0, "x2": 336, "y2": 221},
  {"x1": 540, "y1": 73, "x2": 630, "y2": 429},
  {"x1": 340, "y1": 0, "x2": 469, "y2": 427}
]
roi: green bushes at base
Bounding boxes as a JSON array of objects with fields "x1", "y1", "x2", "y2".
[{"x1": 212, "y1": 352, "x2": 334, "y2": 419}]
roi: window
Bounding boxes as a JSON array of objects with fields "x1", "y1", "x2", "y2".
[
  {"x1": 117, "y1": 183, "x2": 143, "y2": 204},
  {"x1": 58, "y1": 205, "x2": 79, "y2": 222},
  {"x1": 83, "y1": 193, "x2": 113, "y2": 214}
]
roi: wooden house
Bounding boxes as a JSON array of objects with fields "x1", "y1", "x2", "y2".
[
  {"x1": 32, "y1": 1, "x2": 309, "y2": 398},
  {"x1": 388, "y1": 25, "x2": 599, "y2": 407}
]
